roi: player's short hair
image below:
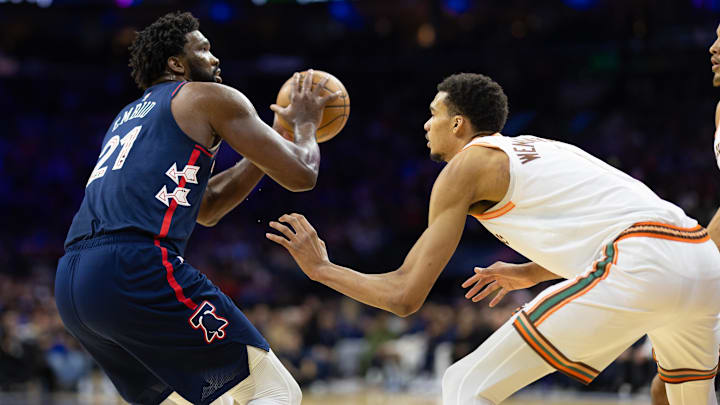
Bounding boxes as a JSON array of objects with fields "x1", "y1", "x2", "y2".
[
  {"x1": 128, "y1": 11, "x2": 200, "y2": 90},
  {"x1": 437, "y1": 73, "x2": 509, "y2": 134}
]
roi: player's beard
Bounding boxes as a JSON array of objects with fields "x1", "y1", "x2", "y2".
[
  {"x1": 430, "y1": 153, "x2": 443, "y2": 162},
  {"x1": 187, "y1": 59, "x2": 219, "y2": 83}
]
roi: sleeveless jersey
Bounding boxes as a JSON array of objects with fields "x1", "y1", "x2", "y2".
[
  {"x1": 465, "y1": 135, "x2": 697, "y2": 279},
  {"x1": 65, "y1": 81, "x2": 216, "y2": 255}
]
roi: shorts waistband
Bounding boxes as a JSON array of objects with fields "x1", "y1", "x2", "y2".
[
  {"x1": 615, "y1": 222, "x2": 709, "y2": 244},
  {"x1": 65, "y1": 232, "x2": 156, "y2": 251}
]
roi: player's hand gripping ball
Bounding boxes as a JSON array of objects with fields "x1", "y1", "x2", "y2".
[{"x1": 275, "y1": 70, "x2": 350, "y2": 143}]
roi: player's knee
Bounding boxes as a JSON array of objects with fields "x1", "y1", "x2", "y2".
[
  {"x1": 441, "y1": 361, "x2": 497, "y2": 405},
  {"x1": 442, "y1": 362, "x2": 468, "y2": 404},
  {"x1": 441, "y1": 362, "x2": 461, "y2": 395},
  {"x1": 287, "y1": 376, "x2": 302, "y2": 405},
  {"x1": 650, "y1": 374, "x2": 670, "y2": 405}
]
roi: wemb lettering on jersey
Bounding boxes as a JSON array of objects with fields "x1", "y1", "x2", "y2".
[
  {"x1": 112, "y1": 100, "x2": 157, "y2": 132},
  {"x1": 511, "y1": 137, "x2": 542, "y2": 164}
]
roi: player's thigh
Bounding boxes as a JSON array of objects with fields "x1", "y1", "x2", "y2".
[
  {"x1": 56, "y1": 252, "x2": 172, "y2": 404},
  {"x1": 648, "y1": 316, "x2": 719, "y2": 391},
  {"x1": 69, "y1": 320, "x2": 171, "y2": 403},
  {"x1": 64, "y1": 244, "x2": 270, "y2": 405},
  {"x1": 521, "y1": 238, "x2": 691, "y2": 368}
]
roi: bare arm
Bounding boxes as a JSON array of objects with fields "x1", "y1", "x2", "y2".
[
  {"x1": 207, "y1": 82, "x2": 318, "y2": 192},
  {"x1": 189, "y1": 72, "x2": 337, "y2": 192},
  {"x1": 196, "y1": 159, "x2": 264, "y2": 227},
  {"x1": 461, "y1": 261, "x2": 561, "y2": 307},
  {"x1": 197, "y1": 122, "x2": 295, "y2": 227},
  {"x1": 266, "y1": 146, "x2": 510, "y2": 317}
]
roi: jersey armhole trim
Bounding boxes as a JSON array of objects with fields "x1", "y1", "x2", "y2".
[
  {"x1": 166, "y1": 82, "x2": 216, "y2": 158},
  {"x1": 194, "y1": 144, "x2": 213, "y2": 158},
  {"x1": 461, "y1": 137, "x2": 517, "y2": 220},
  {"x1": 461, "y1": 142, "x2": 502, "y2": 152},
  {"x1": 170, "y1": 81, "x2": 188, "y2": 98},
  {"x1": 471, "y1": 201, "x2": 515, "y2": 220}
]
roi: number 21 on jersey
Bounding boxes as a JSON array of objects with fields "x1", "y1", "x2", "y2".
[{"x1": 86, "y1": 125, "x2": 141, "y2": 187}]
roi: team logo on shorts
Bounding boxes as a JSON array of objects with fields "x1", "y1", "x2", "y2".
[{"x1": 188, "y1": 301, "x2": 229, "y2": 344}]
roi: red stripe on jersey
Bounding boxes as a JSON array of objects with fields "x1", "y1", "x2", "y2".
[
  {"x1": 157, "y1": 148, "x2": 202, "y2": 238},
  {"x1": 171, "y1": 81, "x2": 187, "y2": 98},
  {"x1": 155, "y1": 239, "x2": 197, "y2": 310},
  {"x1": 195, "y1": 144, "x2": 213, "y2": 158},
  {"x1": 155, "y1": 147, "x2": 202, "y2": 310}
]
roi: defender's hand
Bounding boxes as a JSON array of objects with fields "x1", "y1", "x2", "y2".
[
  {"x1": 266, "y1": 213, "x2": 329, "y2": 281},
  {"x1": 461, "y1": 261, "x2": 540, "y2": 307},
  {"x1": 270, "y1": 70, "x2": 341, "y2": 128}
]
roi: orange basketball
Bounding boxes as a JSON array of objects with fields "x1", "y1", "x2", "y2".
[{"x1": 275, "y1": 70, "x2": 350, "y2": 143}]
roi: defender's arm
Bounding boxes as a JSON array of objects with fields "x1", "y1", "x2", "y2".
[{"x1": 267, "y1": 146, "x2": 510, "y2": 317}]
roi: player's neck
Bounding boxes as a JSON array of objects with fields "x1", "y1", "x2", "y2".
[{"x1": 150, "y1": 73, "x2": 185, "y2": 87}]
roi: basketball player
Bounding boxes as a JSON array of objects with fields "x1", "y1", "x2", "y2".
[
  {"x1": 266, "y1": 73, "x2": 720, "y2": 404},
  {"x1": 648, "y1": 22, "x2": 720, "y2": 405},
  {"x1": 55, "y1": 12, "x2": 339, "y2": 405}
]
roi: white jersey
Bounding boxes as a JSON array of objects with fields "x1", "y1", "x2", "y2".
[{"x1": 465, "y1": 135, "x2": 697, "y2": 279}]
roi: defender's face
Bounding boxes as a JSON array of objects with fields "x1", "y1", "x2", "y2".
[
  {"x1": 424, "y1": 92, "x2": 455, "y2": 162},
  {"x1": 710, "y1": 24, "x2": 720, "y2": 87},
  {"x1": 183, "y1": 31, "x2": 222, "y2": 84}
]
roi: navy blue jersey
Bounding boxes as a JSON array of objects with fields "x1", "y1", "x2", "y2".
[{"x1": 65, "y1": 81, "x2": 215, "y2": 255}]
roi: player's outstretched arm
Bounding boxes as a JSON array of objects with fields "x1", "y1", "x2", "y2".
[{"x1": 266, "y1": 146, "x2": 509, "y2": 317}]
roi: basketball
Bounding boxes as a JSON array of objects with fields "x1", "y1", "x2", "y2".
[{"x1": 275, "y1": 70, "x2": 350, "y2": 143}]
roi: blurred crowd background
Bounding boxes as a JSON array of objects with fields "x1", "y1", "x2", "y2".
[{"x1": 2, "y1": 0, "x2": 720, "y2": 400}]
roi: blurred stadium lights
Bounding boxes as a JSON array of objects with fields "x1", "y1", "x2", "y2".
[
  {"x1": 563, "y1": 0, "x2": 597, "y2": 10},
  {"x1": 210, "y1": 1, "x2": 233, "y2": 22},
  {"x1": 417, "y1": 23, "x2": 436, "y2": 47},
  {"x1": 329, "y1": 1, "x2": 351, "y2": 19},
  {"x1": 692, "y1": 0, "x2": 720, "y2": 11},
  {"x1": 0, "y1": 0, "x2": 53, "y2": 7},
  {"x1": 327, "y1": 1, "x2": 363, "y2": 29},
  {"x1": 443, "y1": 0, "x2": 471, "y2": 15},
  {"x1": 251, "y1": 0, "x2": 348, "y2": 4}
]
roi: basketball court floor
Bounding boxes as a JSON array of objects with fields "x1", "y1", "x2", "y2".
[{"x1": 0, "y1": 392, "x2": 652, "y2": 405}]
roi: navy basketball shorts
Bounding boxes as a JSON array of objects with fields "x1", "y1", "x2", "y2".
[{"x1": 55, "y1": 233, "x2": 270, "y2": 405}]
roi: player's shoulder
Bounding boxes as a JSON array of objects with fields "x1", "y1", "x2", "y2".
[
  {"x1": 179, "y1": 82, "x2": 243, "y2": 101},
  {"x1": 437, "y1": 141, "x2": 508, "y2": 189},
  {"x1": 451, "y1": 140, "x2": 508, "y2": 173},
  {"x1": 176, "y1": 82, "x2": 253, "y2": 115}
]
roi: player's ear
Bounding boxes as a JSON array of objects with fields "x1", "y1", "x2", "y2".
[
  {"x1": 452, "y1": 116, "x2": 463, "y2": 134},
  {"x1": 167, "y1": 56, "x2": 185, "y2": 76}
]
